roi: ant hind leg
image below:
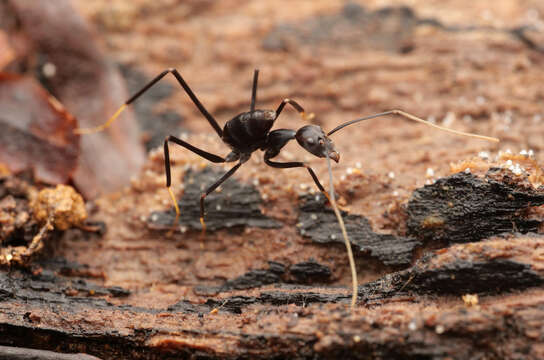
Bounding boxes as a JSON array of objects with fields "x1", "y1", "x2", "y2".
[
  {"x1": 274, "y1": 99, "x2": 315, "y2": 123},
  {"x1": 76, "y1": 68, "x2": 223, "y2": 138}
]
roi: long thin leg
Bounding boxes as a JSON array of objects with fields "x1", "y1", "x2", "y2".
[
  {"x1": 275, "y1": 99, "x2": 314, "y2": 122},
  {"x1": 200, "y1": 162, "x2": 242, "y2": 233},
  {"x1": 264, "y1": 157, "x2": 330, "y2": 201},
  {"x1": 250, "y1": 69, "x2": 259, "y2": 112},
  {"x1": 164, "y1": 135, "x2": 226, "y2": 223},
  {"x1": 76, "y1": 68, "x2": 223, "y2": 138}
]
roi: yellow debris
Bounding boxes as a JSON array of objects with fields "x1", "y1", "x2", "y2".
[{"x1": 31, "y1": 185, "x2": 87, "y2": 230}]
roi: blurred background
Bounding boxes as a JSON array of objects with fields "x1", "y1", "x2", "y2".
[{"x1": 1, "y1": 0, "x2": 544, "y2": 201}]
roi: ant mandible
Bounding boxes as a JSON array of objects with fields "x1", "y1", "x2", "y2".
[{"x1": 76, "y1": 68, "x2": 499, "y2": 232}]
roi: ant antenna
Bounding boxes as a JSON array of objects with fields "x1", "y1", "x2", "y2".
[
  {"x1": 325, "y1": 153, "x2": 358, "y2": 310},
  {"x1": 327, "y1": 109, "x2": 500, "y2": 142},
  {"x1": 250, "y1": 69, "x2": 259, "y2": 112}
]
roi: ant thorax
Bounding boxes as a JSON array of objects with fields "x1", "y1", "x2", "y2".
[
  {"x1": 239, "y1": 109, "x2": 276, "y2": 122},
  {"x1": 224, "y1": 151, "x2": 250, "y2": 163}
]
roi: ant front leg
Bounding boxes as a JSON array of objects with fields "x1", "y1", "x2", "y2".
[{"x1": 164, "y1": 135, "x2": 226, "y2": 225}]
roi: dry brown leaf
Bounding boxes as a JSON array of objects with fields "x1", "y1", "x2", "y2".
[
  {"x1": 5, "y1": 0, "x2": 146, "y2": 198},
  {"x1": 0, "y1": 31, "x2": 15, "y2": 70},
  {"x1": 0, "y1": 74, "x2": 79, "y2": 184}
]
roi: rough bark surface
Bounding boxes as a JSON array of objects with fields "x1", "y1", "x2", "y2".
[
  {"x1": 298, "y1": 194, "x2": 420, "y2": 267},
  {"x1": 147, "y1": 167, "x2": 281, "y2": 232},
  {"x1": 407, "y1": 168, "x2": 544, "y2": 244}
]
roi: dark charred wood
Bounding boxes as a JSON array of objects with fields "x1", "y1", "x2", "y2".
[
  {"x1": 201, "y1": 234, "x2": 544, "y2": 310},
  {"x1": 0, "y1": 266, "x2": 130, "y2": 304},
  {"x1": 0, "y1": 345, "x2": 101, "y2": 360},
  {"x1": 403, "y1": 258, "x2": 543, "y2": 295},
  {"x1": 289, "y1": 260, "x2": 332, "y2": 283},
  {"x1": 406, "y1": 169, "x2": 544, "y2": 244},
  {"x1": 147, "y1": 167, "x2": 281, "y2": 232},
  {"x1": 219, "y1": 267, "x2": 283, "y2": 291},
  {"x1": 0, "y1": 190, "x2": 40, "y2": 248},
  {"x1": 195, "y1": 260, "x2": 333, "y2": 296},
  {"x1": 298, "y1": 194, "x2": 420, "y2": 267},
  {"x1": 13, "y1": 237, "x2": 543, "y2": 311}
]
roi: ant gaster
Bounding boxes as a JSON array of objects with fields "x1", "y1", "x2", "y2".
[{"x1": 76, "y1": 68, "x2": 499, "y2": 232}]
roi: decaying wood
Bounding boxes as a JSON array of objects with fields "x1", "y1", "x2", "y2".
[
  {"x1": 2, "y1": 1, "x2": 544, "y2": 359},
  {"x1": 0, "y1": 175, "x2": 88, "y2": 267},
  {"x1": 1, "y1": 165, "x2": 544, "y2": 359},
  {"x1": 0, "y1": 235, "x2": 543, "y2": 359},
  {"x1": 298, "y1": 194, "x2": 420, "y2": 267},
  {"x1": 147, "y1": 167, "x2": 281, "y2": 232},
  {"x1": 0, "y1": 345, "x2": 101, "y2": 360},
  {"x1": 407, "y1": 168, "x2": 544, "y2": 245}
]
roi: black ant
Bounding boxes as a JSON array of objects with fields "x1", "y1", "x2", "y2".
[
  {"x1": 76, "y1": 69, "x2": 330, "y2": 230},
  {"x1": 77, "y1": 68, "x2": 498, "y2": 230},
  {"x1": 76, "y1": 68, "x2": 498, "y2": 309}
]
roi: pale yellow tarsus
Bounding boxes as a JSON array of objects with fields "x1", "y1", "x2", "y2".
[
  {"x1": 165, "y1": 187, "x2": 180, "y2": 237},
  {"x1": 74, "y1": 104, "x2": 128, "y2": 134},
  {"x1": 301, "y1": 111, "x2": 315, "y2": 122},
  {"x1": 199, "y1": 217, "x2": 207, "y2": 248},
  {"x1": 199, "y1": 217, "x2": 207, "y2": 235},
  {"x1": 167, "y1": 187, "x2": 180, "y2": 223}
]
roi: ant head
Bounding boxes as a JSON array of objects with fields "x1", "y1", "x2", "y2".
[{"x1": 295, "y1": 125, "x2": 339, "y2": 162}]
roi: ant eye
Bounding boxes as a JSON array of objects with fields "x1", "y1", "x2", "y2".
[{"x1": 306, "y1": 137, "x2": 315, "y2": 144}]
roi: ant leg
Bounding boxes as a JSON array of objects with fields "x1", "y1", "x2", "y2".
[
  {"x1": 250, "y1": 69, "x2": 259, "y2": 112},
  {"x1": 200, "y1": 162, "x2": 243, "y2": 234},
  {"x1": 275, "y1": 99, "x2": 315, "y2": 122},
  {"x1": 164, "y1": 135, "x2": 226, "y2": 224},
  {"x1": 264, "y1": 158, "x2": 332, "y2": 204},
  {"x1": 76, "y1": 68, "x2": 223, "y2": 138}
]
